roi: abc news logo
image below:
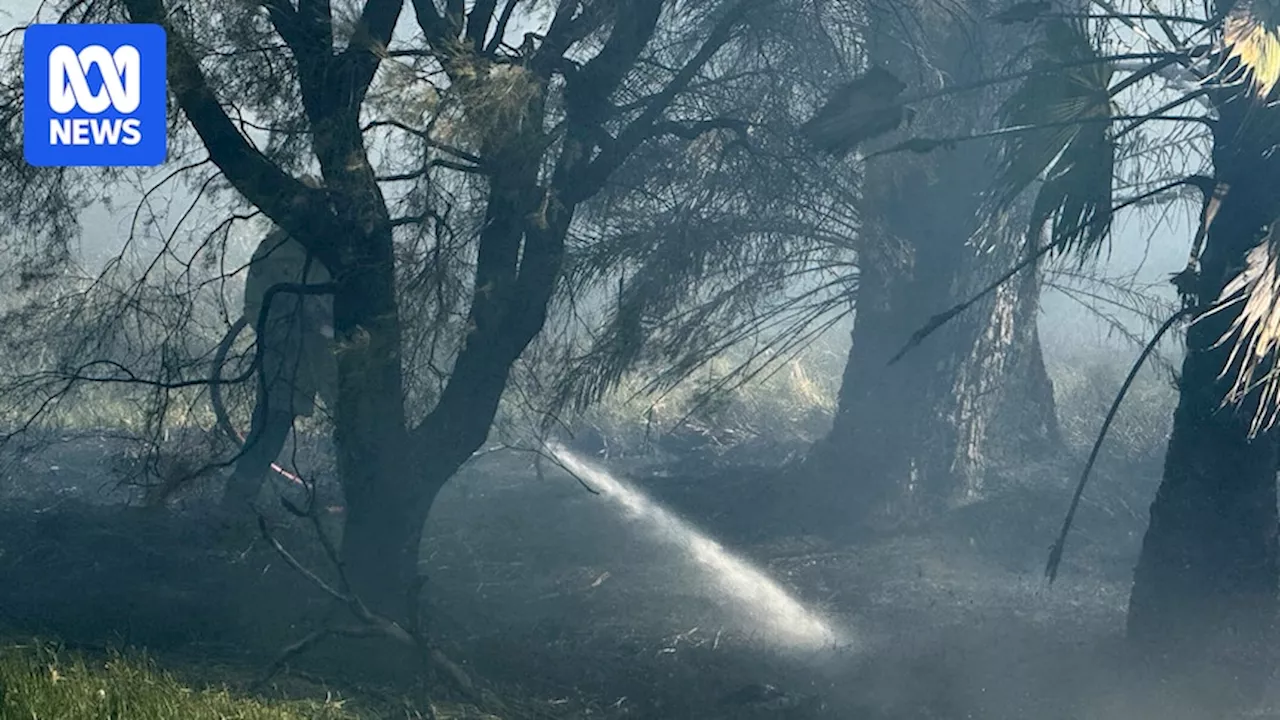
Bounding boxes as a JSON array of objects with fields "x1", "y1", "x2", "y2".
[
  {"x1": 24, "y1": 24, "x2": 167, "y2": 167},
  {"x1": 48, "y1": 44, "x2": 143, "y2": 146}
]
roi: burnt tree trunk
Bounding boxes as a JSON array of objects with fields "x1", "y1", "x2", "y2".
[
  {"x1": 1126, "y1": 96, "x2": 1280, "y2": 706},
  {"x1": 805, "y1": 1, "x2": 1060, "y2": 528},
  {"x1": 331, "y1": 0, "x2": 704, "y2": 621}
]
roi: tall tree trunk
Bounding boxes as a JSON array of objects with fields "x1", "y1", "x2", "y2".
[
  {"x1": 805, "y1": 1, "x2": 1060, "y2": 527},
  {"x1": 1126, "y1": 111, "x2": 1280, "y2": 705}
]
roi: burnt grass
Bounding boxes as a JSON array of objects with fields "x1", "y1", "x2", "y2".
[{"x1": 0, "y1": 432, "x2": 1275, "y2": 718}]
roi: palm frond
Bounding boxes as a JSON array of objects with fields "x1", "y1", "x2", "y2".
[
  {"x1": 799, "y1": 67, "x2": 912, "y2": 155},
  {"x1": 1205, "y1": 222, "x2": 1280, "y2": 437},
  {"x1": 993, "y1": 19, "x2": 1116, "y2": 261},
  {"x1": 1221, "y1": 0, "x2": 1280, "y2": 99}
]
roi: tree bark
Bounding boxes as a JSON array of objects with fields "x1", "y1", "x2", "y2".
[
  {"x1": 1126, "y1": 102, "x2": 1280, "y2": 704},
  {"x1": 804, "y1": 1, "x2": 1060, "y2": 527},
  {"x1": 329, "y1": 250, "x2": 418, "y2": 618}
]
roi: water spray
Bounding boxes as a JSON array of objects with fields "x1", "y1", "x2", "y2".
[{"x1": 547, "y1": 443, "x2": 845, "y2": 652}]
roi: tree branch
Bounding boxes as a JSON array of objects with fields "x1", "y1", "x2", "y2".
[
  {"x1": 409, "y1": 0, "x2": 469, "y2": 70},
  {"x1": 484, "y1": 0, "x2": 521, "y2": 54},
  {"x1": 379, "y1": 155, "x2": 485, "y2": 179},
  {"x1": 529, "y1": 0, "x2": 612, "y2": 74},
  {"x1": 466, "y1": 0, "x2": 499, "y2": 51},
  {"x1": 259, "y1": 0, "x2": 308, "y2": 57},
  {"x1": 650, "y1": 117, "x2": 750, "y2": 141},
  {"x1": 444, "y1": 0, "x2": 466, "y2": 38},
  {"x1": 261, "y1": 0, "x2": 333, "y2": 108},
  {"x1": 254, "y1": 509, "x2": 479, "y2": 700},
  {"x1": 334, "y1": 0, "x2": 403, "y2": 109},
  {"x1": 362, "y1": 119, "x2": 485, "y2": 166},
  {"x1": 119, "y1": 0, "x2": 342, "y2": 268},
  {"x1": 561, "y1": 0, "x2": 664, "y2": 119},
  {"x1": 390, "y1": 210, "x2": 447, "y2": 227},
  {"x1": 569, "y1": 0, "x2": 753, "y2": 200}
]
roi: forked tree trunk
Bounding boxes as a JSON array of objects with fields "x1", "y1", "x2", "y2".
[
  {"x1": 804, "y1": 1, "x2": 1060, "y2": 527},
  {"x1": 338, "y1": 131, "x2": 576, "y2": 621},
  {"x1": 1126, "y1": 130, "x2": 1280, "y2": 705}
]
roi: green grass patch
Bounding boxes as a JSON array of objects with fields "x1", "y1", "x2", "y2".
[{"x1": 0, "y1": 643, "x2": 363, "y2": 719}]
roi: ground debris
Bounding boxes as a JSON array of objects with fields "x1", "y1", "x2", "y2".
[{"x1": 430, "y1": 700, "x2": 505, "y2": 719}]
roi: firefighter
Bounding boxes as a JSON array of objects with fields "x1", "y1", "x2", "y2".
[{"x1": 220, "y1": 204, "x2": 337, "y2": 516}]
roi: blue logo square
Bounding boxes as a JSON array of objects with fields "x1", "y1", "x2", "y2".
[{"x1": 23, "y1": 24, "x2": 167, "y2": 167}]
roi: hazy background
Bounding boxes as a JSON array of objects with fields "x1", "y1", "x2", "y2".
[{"x1": 0, "y1": 0, "x2": 1192, "y2": 384}]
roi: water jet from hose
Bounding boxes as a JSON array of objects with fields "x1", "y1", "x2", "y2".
[{"x1": 548, "y1": 443, "x2": 847, "y2": 652}]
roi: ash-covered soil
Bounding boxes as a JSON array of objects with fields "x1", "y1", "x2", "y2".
[{"x1": 0, "y1": 431, "x2": 1273, "y2": 718}]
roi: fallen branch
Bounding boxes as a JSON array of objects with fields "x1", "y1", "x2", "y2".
[
  {"x1": 1044, "y1": 306, "x2": 1193, "y2": 583},
  {"x1": 253, "y1": 503, "x2": 478, "y2": 702}
]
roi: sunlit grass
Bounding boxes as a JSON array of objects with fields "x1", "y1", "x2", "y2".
[
  {"x1": 0, "y1": 643, "x2": 364, "y2": 719},
  {"x1": 573, "y1": 340, "x2": 844, "y2": 456}
]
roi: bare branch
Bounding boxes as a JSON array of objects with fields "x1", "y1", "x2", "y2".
[
  {"x1": 120, "y1": 0, "x2": 341, "y2": 268},
  {"x1": 485, "y1": 0, "x2": 522, "y2": 55},
  {"x1": 569, "y1": 0, "x2": 755, "y2": 200}
]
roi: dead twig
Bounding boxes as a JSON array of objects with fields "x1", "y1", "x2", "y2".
[
  {"x1": 253, "y1": 507, "x2": 478, "y2": 702},
  {"x1": 471, "y1": 439, "x2": 602, "y2": 495},
  {"x1": 251, "y1": 622, "x2": 383, "y2": 692},
  {"x1": 530, "y1": 443, "x2": 601, "y2": 495}
]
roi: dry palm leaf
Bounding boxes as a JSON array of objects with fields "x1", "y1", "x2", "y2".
[
  {"x1": 993, "y1": 19, "x2": 1116, "y2": 261},
  {"x1": 800, "y1": 67, "x2": 912, "y2": 155},
  {"x1": 1203, "y1": 222, "x2": 1280, "y2": 436},
  {"x1": 1220, "y1": 0, "x2": 1280, "y2": 99}
]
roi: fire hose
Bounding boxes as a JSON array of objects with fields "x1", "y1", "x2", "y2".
[{"x1": 209, "y1": 314, "x2": 311, "y2": 489}]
